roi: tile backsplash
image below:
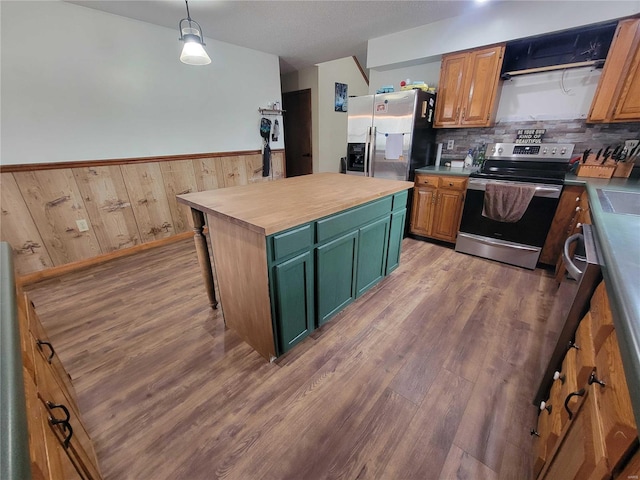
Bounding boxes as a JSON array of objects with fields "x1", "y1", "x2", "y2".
[{"x1": 436, "y1": 120, "x2": 639, "y2": 161}]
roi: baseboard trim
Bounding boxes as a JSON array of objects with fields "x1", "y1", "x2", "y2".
[{"x1": 18, "y1": 231, "x2": 194, "y2": 286}]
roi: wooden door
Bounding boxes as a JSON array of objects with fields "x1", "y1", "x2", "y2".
[
  {"x1": 385, "y1": 209, "x2": 406, "y2": 275},
  {"x1": 355, "y1": 216, "x2": 390, "y2": 296},
  {"x1": 434, "y1": 53, "x2": 467, "y2": 127},
  {"x1": 460, "y1": 45, "x2": 504, "y2": 127},
  {"x1": 431, "y1": 189, "x2": 464, "y2": 242},
  {"x1": 283, "y1": 89, "x2": 313, "y2": 177},
  {"x1": 612, "y1": 27, "x2": 640, "y2": 121},
  {"x1": 316, "y1": 231, "x2": 358, "y2": 325},
  {"x1": 410, "y1": 186, "x2": 435, "y2": 237},
  {"x1": 593, "y1": 331, "x2": 637, "y2": 471},
  {"x1": 33, "y1": 337, "x2": 102, "y2": 479},
  {"x1": 542, "y1": 389, "x2": 609, "y2": 480},
  {"x1": 273, "y1": 251, "x2": 314, "y2": 354}
]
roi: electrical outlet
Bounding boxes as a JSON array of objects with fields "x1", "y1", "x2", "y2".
[
  {"x1": 447, "y1": 140, "x2": 455, "y2": 150},
  {"x1": 76, "y1": 219, "x2": 89, "y2": 232}
]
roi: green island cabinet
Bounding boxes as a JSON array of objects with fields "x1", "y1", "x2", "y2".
[
  {"x1": 177, "y1": 173, "x2": 413, "y2": 361},
  {"x1": 267, "y1": 191, "x2": 408, "y2": 355}
]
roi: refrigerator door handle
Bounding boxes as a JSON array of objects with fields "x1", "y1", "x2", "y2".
[
  {"x1": 364, "y1": 126, "x2": 371, "y2": 176},
  {"x1": 368, "y1": 126, "x2": 376, "y2": 177}
]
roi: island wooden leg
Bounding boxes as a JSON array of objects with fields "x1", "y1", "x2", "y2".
[{"x1": 191, "y1": 208, "x2": 218, "y2": 309}]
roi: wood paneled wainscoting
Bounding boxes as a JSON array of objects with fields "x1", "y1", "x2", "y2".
[{"x1": 0, "y1": 150, "x2": 285, "y2": 277}]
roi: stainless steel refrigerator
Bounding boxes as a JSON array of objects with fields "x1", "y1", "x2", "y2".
[{"x1": 346, "y1": 89, "x2": 436, "y2": 181}]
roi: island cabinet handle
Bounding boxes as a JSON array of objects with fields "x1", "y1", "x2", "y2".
[
  {"x1": 564, "y1": 388, "x2": 586, "y2": 420},
  {"x1": 588, "y1": 370, "x2": 606, "y2": 388},
  {"x1": 37, "y1": 339, "x2": 56, "y2": 363}
]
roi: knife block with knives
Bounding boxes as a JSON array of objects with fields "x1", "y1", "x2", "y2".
[{"x1": 576, "y1": 145, "x2": 637, "y2": 179}]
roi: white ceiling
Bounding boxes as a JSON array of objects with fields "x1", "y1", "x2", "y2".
[{"x1": 67, "y1": 0, "x2": 491, "y2": 74}]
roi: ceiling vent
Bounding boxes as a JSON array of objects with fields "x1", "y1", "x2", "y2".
[{"x1": 501, "y1": 21, "x2": 618, "y2": 79}]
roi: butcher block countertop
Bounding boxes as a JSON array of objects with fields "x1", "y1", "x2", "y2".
[{"x1": 177, "y1": 173, "x2": 414, "y2": 236}]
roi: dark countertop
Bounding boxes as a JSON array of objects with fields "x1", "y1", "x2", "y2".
[
  {"x1": 582, "y1": 177, "x2": 640, "y2": 428},
  {"x1": 414, "y1": 165, "x2": 473, "y2": 177}
]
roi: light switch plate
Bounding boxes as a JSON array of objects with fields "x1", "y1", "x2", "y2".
[
  {"x1": 447, "y1": 140, "x2": 455, "y2": 150},
  {"x1": 76, "y1": 219, "x2": 89, "y2": 232}
]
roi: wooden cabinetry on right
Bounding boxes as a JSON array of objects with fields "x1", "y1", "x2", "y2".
[
  {"x1": 588, "y1": 18, "x2": 640, "y2": 123},
  {"x1": 410, "y1": 174, "x2": 467, "y2": 243},
  {"x1": 533, "y1": 282, "x2": 638, "y2": 480},
  {"x1": 434, "y1": 44, "x2": 505, "y2": 128},
  {"x1": 539, "y1": 185, "x2": 590, "y2": 268}
]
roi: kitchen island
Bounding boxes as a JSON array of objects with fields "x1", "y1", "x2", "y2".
[{"x1": 177, "y1": 173, "x2": 413, "y2": 360}]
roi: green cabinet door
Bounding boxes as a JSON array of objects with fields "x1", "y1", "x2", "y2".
[
  {"x1": 316, "y1": 231, "x2": 358, "y2": 325},
  {"x1": 355, "y1": 216, "x2": 391, "y2": 297},
  {"x1": 385, "y1": 209, "x2": 406, "y2": 275},
  {"x1": 273, "y1": 251, "x2": 314, "y2": 354}
]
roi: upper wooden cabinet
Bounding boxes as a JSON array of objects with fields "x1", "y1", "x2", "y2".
[
  {"x1": 588, "y1": 18, "x2": 640, "y2": 123},
  {"x1": 434, "y1": 44, "x2": 505, "y2": 128}
]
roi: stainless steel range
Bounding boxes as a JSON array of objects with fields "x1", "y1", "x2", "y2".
[{"x1": 455, "y1": 143, "x2": 575, "y2": 269}]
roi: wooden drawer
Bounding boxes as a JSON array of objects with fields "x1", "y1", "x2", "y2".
[
  {"x1": 438, "y1": 176, "x2": 467, "y2": 190},
  {"x1": 270, "y1": 223, "x2": 312, "y2": 261},
  {"x1": 589, "y1": 282, "x2": 614, "y2": 355},
  {"x1": 316, "y1": 196, "x2": 392, "y2": 243},
  {"x1": 575, "y1": 312, "x2": 597, "y2": 388},
  {"x1": 541, "y1": 388, "x2": 609, "y2": 480},
  {"x1": 391, "y1": 190, "x2": 408, "y2": 211},
  {"x1": 414, "y1": 174, "x2": 439, "y2": 187},
  {"x1": 534, "y1": 401, "x2": 552, "y2": 478},
  {"x1": 592, "y1": 330, "x2": 638, "y2": 471}
]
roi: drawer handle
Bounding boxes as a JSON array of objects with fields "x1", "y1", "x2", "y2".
[
  {"x1": 539, "y1": 401, "x2": 552, "y2": 414},
  {"x1": 530, "y1": 428, "x2": 540, "y2": 437},
  {"x1": 47, "y1": 401, "x2": 73, "y2": 448},
  {"x1": 567, "y1": 341, "x2": 580, "y2": 350},
  {"x1": 37, "y1": 339, "x2": 56, "y2": 363},
  {"x1": 553, "y1": 371, "x2": 566, "y2": 384},
  {"x1": 564, "y1": 388, "x2": 586, "y2": 420},
  {"x1": 588, "y1": 371, "x2": 606, "y2": 388}
]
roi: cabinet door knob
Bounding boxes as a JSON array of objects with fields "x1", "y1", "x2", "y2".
[
  {"x1": 539, "y1": 401, "x2": 552, "y2": 414},
  {"x1": 576, "y1": 197, "x2": 580, "y2": 202},
  {"x1": 553, "y1": 371, "x2": 566, "y2": 384},
  {"x1": 567, "y1": 341, "x2": 580, "y2": 350},
  {"x1": 564, "y1": 388, "x2": 586, "y2": 420},
  {"x1": 588, "y1": 370, "x2": 606, "y2": 388},
  {"x1": 575, "y1": 206, "x2": 581, "y2": 212},
  {"x1": 530, "y1": 428, "x2": 540, "y2": 437}
]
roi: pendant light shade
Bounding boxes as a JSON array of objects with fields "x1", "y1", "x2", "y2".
[{"x1": 178, "y1": 1, "x2": 211, "y2": 65}]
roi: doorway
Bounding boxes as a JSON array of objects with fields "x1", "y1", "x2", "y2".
[{"x1": 282, "y1": 89, "x2": 312, "y2": 177}]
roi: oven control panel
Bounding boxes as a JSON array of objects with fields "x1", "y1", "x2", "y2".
[{"x1": 488, "y1": 143, "x2": 574, "y2": 161}]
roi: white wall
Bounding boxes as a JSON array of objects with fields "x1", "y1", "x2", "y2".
[
  {"x1": 368, "y1": 62, "x2": 442, "y2": 95},
  {"x1": 0, "y1": 1, "x2": 283, "y2": 165},
  {"x1": 367, "y1": 1, "x2": 640, "y2": 69},
  {"x1": 317, "y1": 58, "x2": 369, "y2": 172},
  {"x1": 496, "y1": 68, "x2": 603, "y2": 122}
]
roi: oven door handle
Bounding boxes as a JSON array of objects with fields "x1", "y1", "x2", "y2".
[
  {"x1": 467, "y1": 180, "x2": 562, "y2": 197},
  {"x1": 470, "y1": 236, "x2": 539, "y2": 252},
  {"x1": 562, "y1": 233, "x2": 584, "y2": 281}
]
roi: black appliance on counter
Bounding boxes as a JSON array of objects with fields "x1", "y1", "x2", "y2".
[{"x1": 455, "y1": 143, "x2": 574, "y2": 269}]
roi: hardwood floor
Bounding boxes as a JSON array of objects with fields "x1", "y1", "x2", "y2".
[{"x1": 25, "y1": 237, "x2": 561, "y2": 480}]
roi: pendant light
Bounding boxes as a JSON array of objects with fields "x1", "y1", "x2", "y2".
[{"x1": 178, "y1": 0, "x2": 211, "y2": 65}]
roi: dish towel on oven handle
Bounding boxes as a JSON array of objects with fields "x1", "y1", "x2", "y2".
[{"x1": 482, "y1": 182, "x2": 536, "y2": 223}]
